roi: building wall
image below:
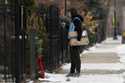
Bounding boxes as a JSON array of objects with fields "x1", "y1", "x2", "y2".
[
  {"x1": 36, "y1": 0, "x2": 65, "y2": 16},
  {"x1": 58, "y1": 0, "x2": 65, "y2": 16},
  {"x1": 67, "y1": 0, "x2": 85, "y2": 9}
]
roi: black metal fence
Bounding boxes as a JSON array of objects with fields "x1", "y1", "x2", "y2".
[
  {"x1": 0, "y1": 3, "x2": 16, "y2": 83},
  {"x1": 0, "y1": 1, "x2": 26, "y2": 83},
  {"x1": 0, "y1": 2, "x2": 70, "y2": 83},
  {"x1": 44, "y1": 5, "x2": 70, "y2": 72},
  {"x1": 0, "y1": 2, "x2": 70, "y2": 82},
  {"x1": 0, "y1": 1, "x2": 110, "y2": 82}
]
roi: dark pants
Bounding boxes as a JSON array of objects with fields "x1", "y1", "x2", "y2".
[
  {"x1": 70, "y1": 46, "x2": 81, "y2": 73},
  {"x1": 113, "y1": 27, "x2": 118, "y2": 40}
]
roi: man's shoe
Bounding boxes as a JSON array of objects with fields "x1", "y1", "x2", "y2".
[{"x1": 66, "y1": 73, "x2": 74, "y2": 77}]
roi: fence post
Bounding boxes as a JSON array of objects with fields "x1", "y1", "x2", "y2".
[{"x1": 15, "y1": 0, "x2": 24, "y2": 82}]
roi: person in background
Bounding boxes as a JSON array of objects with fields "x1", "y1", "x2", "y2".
[
  {"x1": 112, "y1": 10, "x2": 118, "y2": 40},
  {"x1": 79, "y1": 8, "x2": 89, "y2": 51},
  {"x1": 66, "y1": 8, "x2": 83, "y2": 77}
]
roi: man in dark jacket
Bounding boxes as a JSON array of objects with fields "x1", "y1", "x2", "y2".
[{"x1": 66, "y1": 8, "x2": 83, "y2": 77}]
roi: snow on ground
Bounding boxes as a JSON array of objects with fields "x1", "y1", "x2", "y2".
[
  {"x1": 38, "y1": 73, "x2": 124, "y2": 83},
  {"x1": 116, "y1": 45, "x2": 125, "y2": 54},
  {"x1": 103, "y1": 36, "x2": 122, "y2": 44},
  {"x1": 116, "y1": 45, "x2": 125, "y2": 63},
  {"x1": 62, "y1": 63, "x2": 125, "y2": 71},
  {"x1": 38, "y1": 37, "x2": 125, "y2": 83},
  {"x1": 81, "y1": 46, "x2": 116, "y2": 54},
  {"x1": 81, "y1": 37, "x2": 122, "y2": 54}
]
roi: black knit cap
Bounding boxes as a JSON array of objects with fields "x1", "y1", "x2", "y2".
[{"x1": 70, "y1": 8, "x2": 83, "y2": 22}]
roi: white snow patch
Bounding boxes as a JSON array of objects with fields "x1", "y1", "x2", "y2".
[
  {"x1": 116, "y1": 45, "x2": 125, "y2": 54},
  {"x1": 62, "y1": 63, "x2": 125, "y2": 70},
  {"x1": 103, "y1": 36, "x2": 122, "y2": 44},
  {"x1": 39, "y1": 37, "x2": 125, "y2": 83},
  {"x1": 116, "y1": 45, "x2": 125, "y2": 63},
  {"x1": 40, "y1": 73, "x2": 124, "y2": 83},
  {"x1": 81, "y1": 45, "x2": 117, "y2": 55},
  {"x1": 83, "y1": 63, "x2": 125, "y2": 70}
]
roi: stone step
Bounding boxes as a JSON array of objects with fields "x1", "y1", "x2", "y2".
[
  {"x1": 102, "y1": 38, "x2": 121, "y2": 45},
  {"x1": 56, "y1": 68, "x2": 125, "y2": 75},
  {"x1": 102, "y1": 42, "x2": 121, "y2": 45},
  {"x1": 102, "y1": 41, "x2": 121, "y2": 45},
  {"x1": 81, "y1": 69, "x2": 125, "y2": 75},
  {"x1": 57, "y1": 63, "x2": 125, "y2": 75},
  {"x1": 95, "y1": 44, "x2": 119, "y2": 49},
  {"x1": 81, "y1": 52, "x2": 120, "y2": 63}
]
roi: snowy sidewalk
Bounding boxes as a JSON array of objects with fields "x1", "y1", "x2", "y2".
[
  {"x1": 37, "y1": 73, "x2": 123, "y2": 83},
  {"x1": 38, "y1": 37, "x2": 125, "y2": 83}
]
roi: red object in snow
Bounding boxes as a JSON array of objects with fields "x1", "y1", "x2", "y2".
[{"x1": 37, "y1": 55, "x2": 45, "y2": 78}]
